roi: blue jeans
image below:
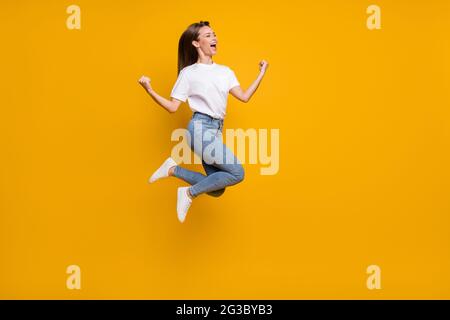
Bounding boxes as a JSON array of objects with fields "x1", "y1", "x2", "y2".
[{"x1": 173, "y1": 112, "x2": 245, "y2": 198}]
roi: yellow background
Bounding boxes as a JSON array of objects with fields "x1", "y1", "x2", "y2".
[{"x1": 1, "y1": 0, "x2": 450, "y2": 299}]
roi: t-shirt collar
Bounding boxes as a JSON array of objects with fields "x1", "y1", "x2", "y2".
[{"x1": 196, "y1": 61, "x2": 216, "y2": 67}]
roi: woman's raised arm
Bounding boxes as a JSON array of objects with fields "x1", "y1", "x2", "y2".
[
  {"x1": 138, "y1": 75, "x2": 182, "y2": 113},
  {"x1": 230, "y1": 60, "x2": 269, "y2": 103}
]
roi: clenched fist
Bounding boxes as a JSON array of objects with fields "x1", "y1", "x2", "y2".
[
  {"x1": 259, "y1": 60, "x2": 269, "y2": 73},
  {"x1": 138, "y1": 75, "x2": 152, "y2": 91}
]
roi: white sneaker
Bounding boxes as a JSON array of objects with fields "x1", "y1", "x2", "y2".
[
  {"x1": 177, "y1": 187, "x2": 192, "y2": 223},
  {"x1": 149, "y1": 157, "x2": 177, "y2": 183}
]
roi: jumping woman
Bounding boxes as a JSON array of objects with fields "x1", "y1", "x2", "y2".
[{"x1": 138, "y1": 20, "x2": 268, "y2": 223}]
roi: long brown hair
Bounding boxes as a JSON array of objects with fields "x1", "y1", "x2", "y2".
[{"x1": 177, "y1": 20, "x2": 211, "y2": 75}]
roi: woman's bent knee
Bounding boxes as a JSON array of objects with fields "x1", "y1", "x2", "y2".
[{"x1": 233, "y1": 165, "x2": 245, "y2": 183}]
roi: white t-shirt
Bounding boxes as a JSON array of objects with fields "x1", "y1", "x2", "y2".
[{"x1": 170, "y1": 62, "x2": 240, "y2": 119}]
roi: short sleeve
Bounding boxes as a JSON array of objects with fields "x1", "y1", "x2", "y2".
[
  {"x1": 170, "y1": 69, "x2": 190, "y2": 102},
  {"x1": 228, "y1": 68, "x2": 240, "y2": 91}
]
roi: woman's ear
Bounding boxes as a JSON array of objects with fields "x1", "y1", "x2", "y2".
[{"x1": 191, "y1": 40, "x2": 199, "y2": 48}]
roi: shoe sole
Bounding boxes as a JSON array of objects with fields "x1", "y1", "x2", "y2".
[{"x1": 177, "y1": 188, "x2": 187, "y2": 223}]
